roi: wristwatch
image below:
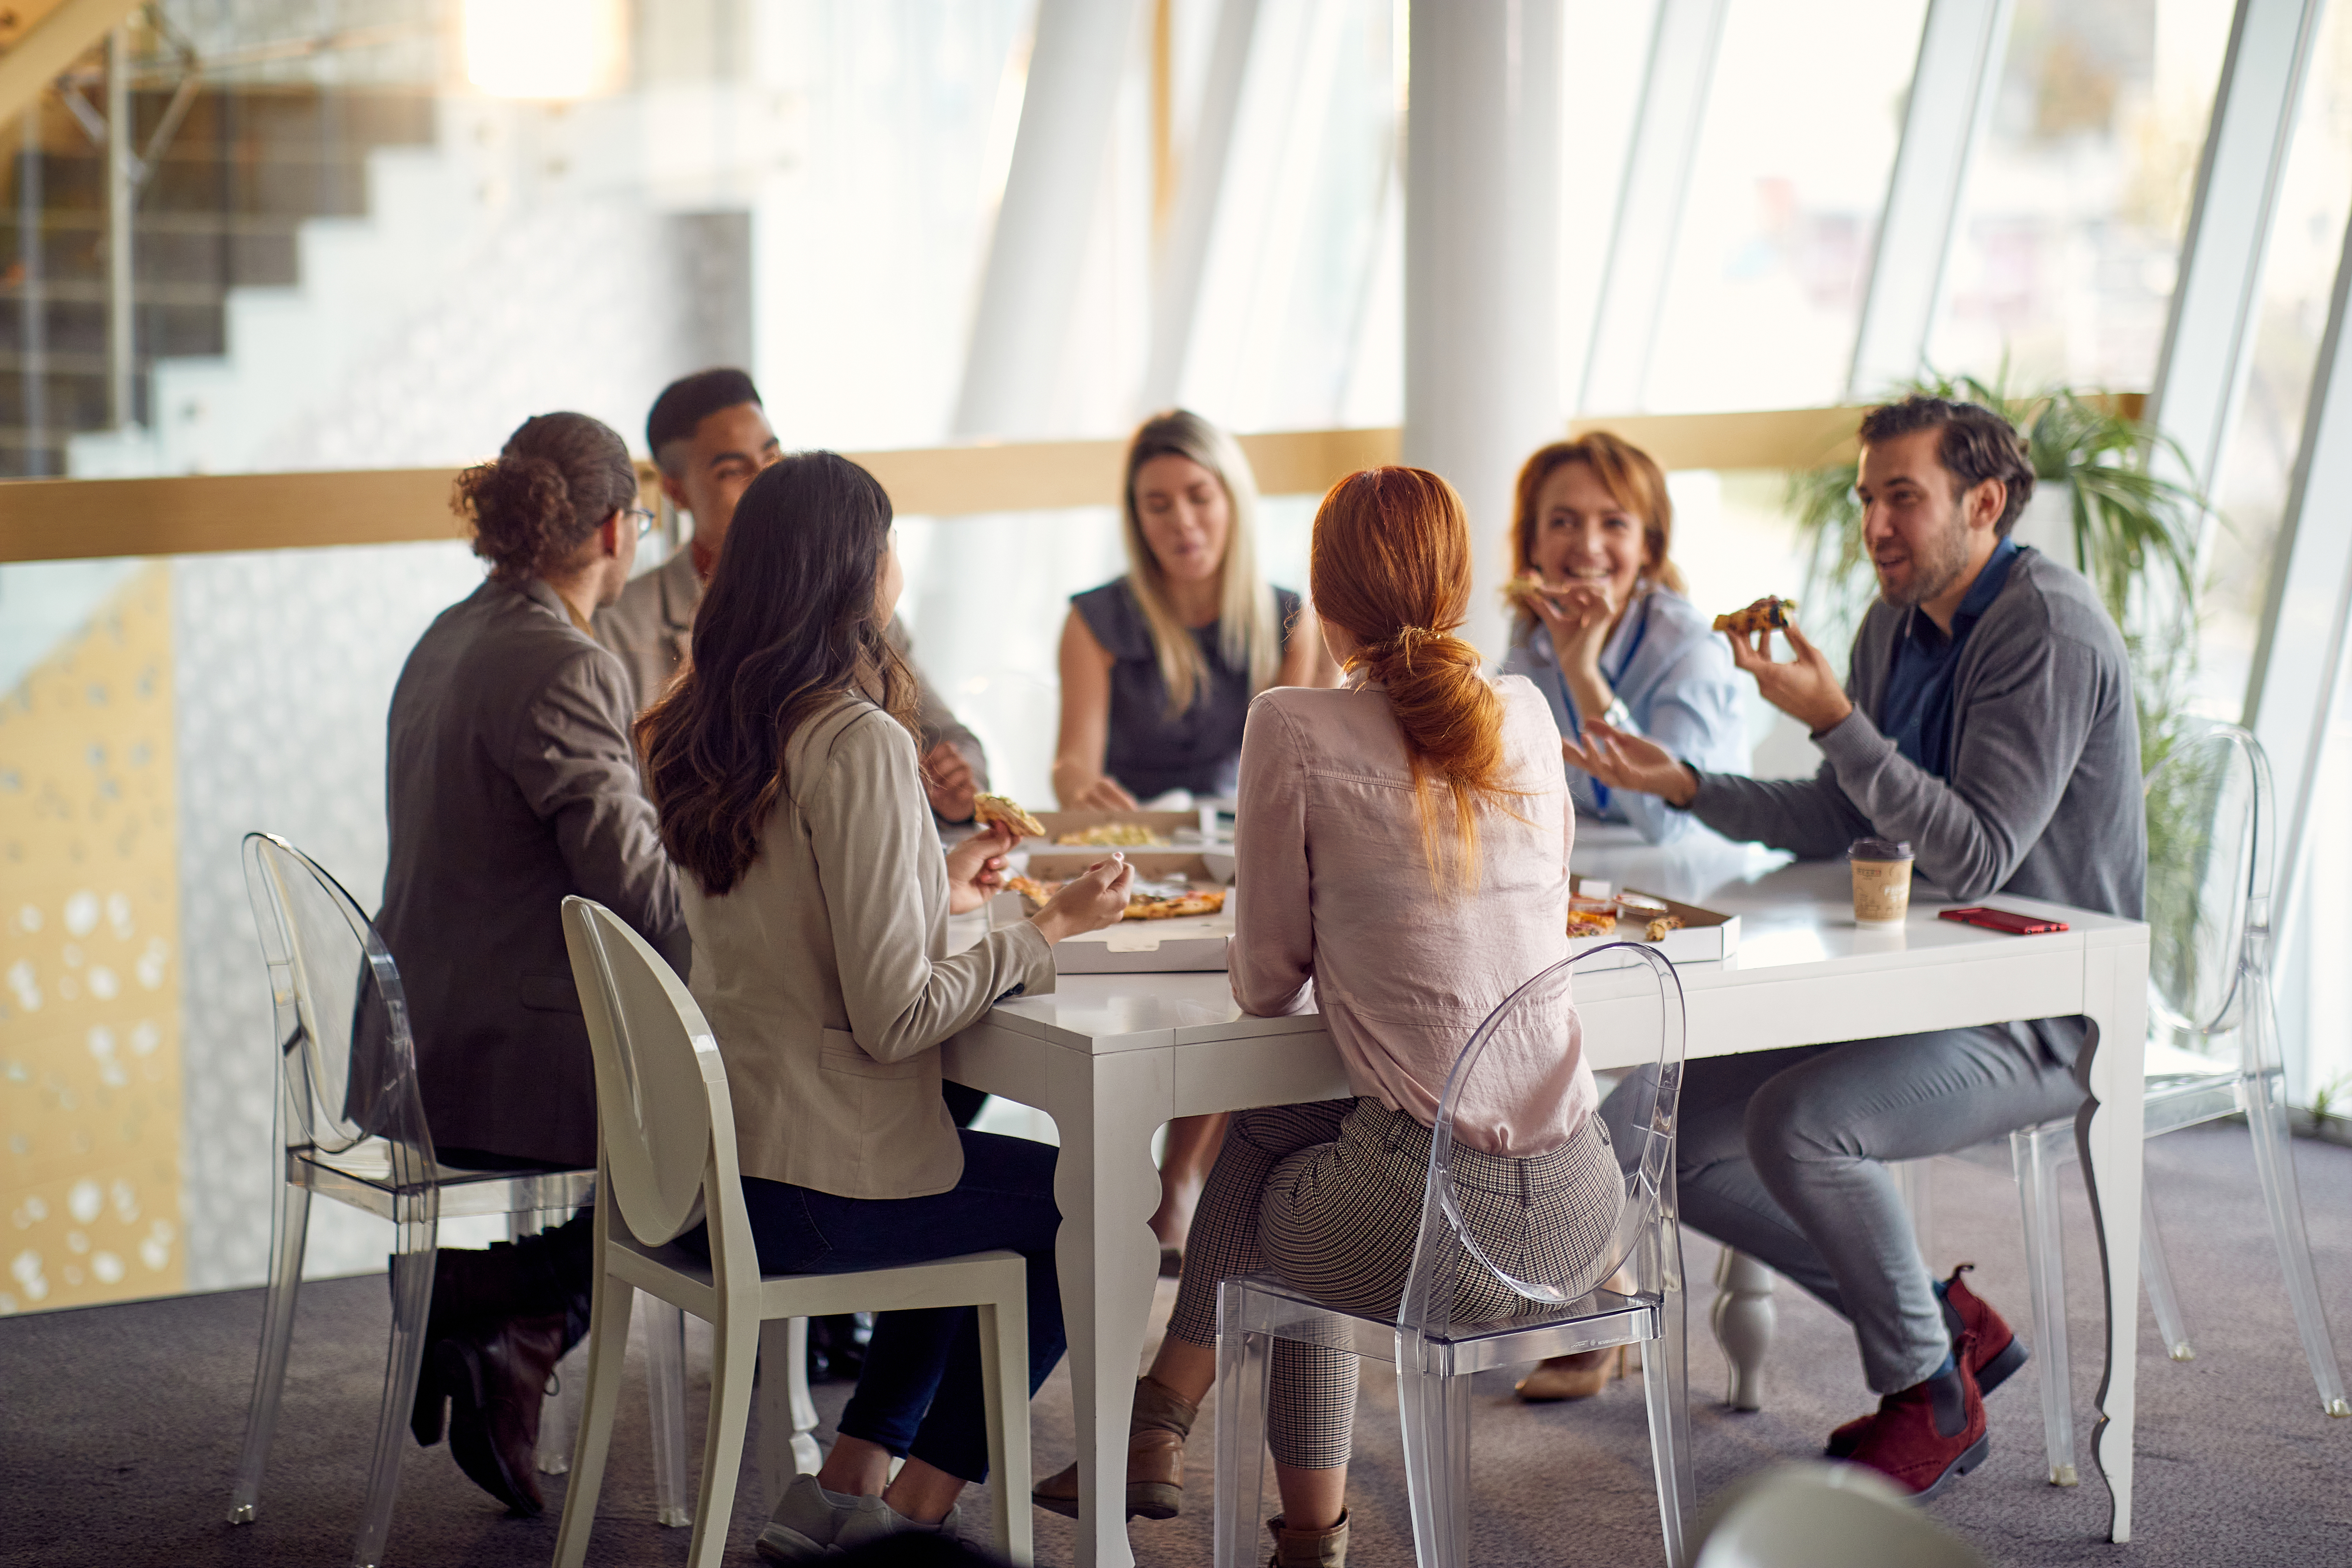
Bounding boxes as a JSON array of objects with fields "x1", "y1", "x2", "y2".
[{"x1": 1601, "y1": 698, "x2": 1634, "y2": 733}]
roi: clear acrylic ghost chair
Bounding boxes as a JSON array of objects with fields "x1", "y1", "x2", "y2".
[
  {"x1": 1213, "y1": 942, "x2": 1692, "y2": 1568},
  {"x1": 2009, "y1": 723, "x2": 2348, "y2": 1487},
  {"x1": 226, "y1": 833, "x2": 687, "y2": 1567},
  {"x1": 553, "y1": 896, "x2": 1035, "y2": 1568},
  {"x1": 1690, "y1": 1463, "x2": 1986, "y2": 1568}
]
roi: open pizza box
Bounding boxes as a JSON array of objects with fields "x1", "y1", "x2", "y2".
[
  {"x1": 1566, "y1": 876, "x2": 1740, "y2": 966},
  {"x1": 989, "y1": 852, "x2": 1234, "y2": 973},
  {"x1": 1018, "y1": 811, "x2": 1233, "y2": 879}
]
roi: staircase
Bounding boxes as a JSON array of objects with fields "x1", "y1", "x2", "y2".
[{"x1": 0, "y1": 79, "x2": 435, "y2": 477}]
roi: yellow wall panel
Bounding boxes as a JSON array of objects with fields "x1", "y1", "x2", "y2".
[{"x1": 0, "y1": 565, "x2": 183, "y2": 1312}]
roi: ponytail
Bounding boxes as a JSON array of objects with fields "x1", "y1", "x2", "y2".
[{"x1": 1310, "y1": 468, "x2": 1527, "y2": 891}]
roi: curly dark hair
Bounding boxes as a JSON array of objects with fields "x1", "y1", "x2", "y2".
[
  {"x1": 453, "y1": 412, "x2": 638, "y2": 579},
  {"x1": 1857, "y1": 396, "x2": 2036, "y2": 536}
]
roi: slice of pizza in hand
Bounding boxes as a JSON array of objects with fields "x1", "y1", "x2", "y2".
[
  {"x1": 972, "y1": 792, "x2": 1046, "y2": 839},
  {"x1": 1712, "y1": 596, "x2": 1799, "y2": 635}
]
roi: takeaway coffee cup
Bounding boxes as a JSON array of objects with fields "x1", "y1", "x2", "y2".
[{"x1": 1848, "y1": 837, "x2": 1914, "y2": 927}]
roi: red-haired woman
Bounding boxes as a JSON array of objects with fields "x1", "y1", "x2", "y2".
[
  {"x1": 1031, "y1": 468, "x2": 1624, "y2": 1566},
  {"x1": 1501, "y1": 432, "x2": 1745, "y2": 847}
]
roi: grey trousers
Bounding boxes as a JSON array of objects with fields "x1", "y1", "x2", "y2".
[{"x1": 1601, "y1": 1020, "x2": 2085, "y2": 1394}]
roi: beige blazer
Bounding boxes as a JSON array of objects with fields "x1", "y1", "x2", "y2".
[
  {"x1": 683, "y1": 697, "x2": 1054, "y2": 1200},
  {"x1": 593, "y1": 551, "x2": 991, "y2": 809},
  {"x1": 379, "y1": 575, "x2": 689, "y2": 1168}
]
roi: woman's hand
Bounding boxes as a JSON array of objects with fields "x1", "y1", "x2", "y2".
[
  {"x1": 1062, "y1": 774, "x2": 1140, "y2": 811},
  {"x1": 944, "y1": 820, "x2": 1017, "y2": 915},
  {"x1": 1562, "y1": 720, "x2": 1700, "y2": 807},
  {"x1": 1529, "y1": 578, "x2": 1616, "y2": 680},
  {"x1": 1030, "y1": 853, "x2": 1136, "y2": 942}
]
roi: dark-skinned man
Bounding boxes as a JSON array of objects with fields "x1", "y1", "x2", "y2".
[
  {"x1": 596, "y1": 368, "x2": 993, "y2": 825},
  {"x1": 1569, "y1": 396, "x2": 2143, "y2": 1499}
]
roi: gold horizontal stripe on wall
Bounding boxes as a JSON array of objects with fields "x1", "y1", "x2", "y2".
[{"x1": 0, "y1": 399, "x2": 2142, "y2": 565}]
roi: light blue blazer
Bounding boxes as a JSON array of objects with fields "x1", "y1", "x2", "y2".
[{"x1": 1499, "y1": 584, "x2": 1748, "y2": 845}]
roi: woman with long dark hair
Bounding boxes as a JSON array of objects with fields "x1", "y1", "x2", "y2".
[
  {"x1": 1032, "y1": 469, "x2": 1623, "y2": 1566},
  {"x1": 636, "y1": 451, "x2": 1133, "y2": 1558}
]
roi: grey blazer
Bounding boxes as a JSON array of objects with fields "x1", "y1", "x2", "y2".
[
  {"x1": 593, "y1": 550, "x2": 990, "y2": 811},
  {"x1": 379, "y1": 575, "x2": 689, "y2": 1168},
  {"x1": 684, "y1": 697, "x2": 1054, "y2": 1200}
]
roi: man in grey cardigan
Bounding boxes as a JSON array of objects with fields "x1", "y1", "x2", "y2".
[{"x1": 1570, "y1": 396, "x2": 2143, "y2": 1500}]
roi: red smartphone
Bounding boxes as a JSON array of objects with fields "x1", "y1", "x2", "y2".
[{"x1": 1940, "y1": 906, "x2": 2068, "y2": 936}]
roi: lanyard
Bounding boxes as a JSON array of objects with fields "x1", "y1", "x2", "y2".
[{"x1": 1568, "y1": 591, "x2": 1652, "y2": 815}]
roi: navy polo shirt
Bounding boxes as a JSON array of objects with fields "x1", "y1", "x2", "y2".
[{"x1": 1876, "y1": 538, "x2": 2021, "y2": 780}]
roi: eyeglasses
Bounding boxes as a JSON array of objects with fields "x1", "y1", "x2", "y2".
[{"x1": 625, "y1": 505, "x2": 656, "y2": 539}]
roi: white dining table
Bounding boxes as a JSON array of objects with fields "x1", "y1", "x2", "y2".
[{"x1": 937, "y1": 826, "x2": 2151, "y2": 1566}]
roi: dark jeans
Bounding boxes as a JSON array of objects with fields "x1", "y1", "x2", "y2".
[{"x1": 735, "y1": 1129, "x2": 1064, "y2": 1484}]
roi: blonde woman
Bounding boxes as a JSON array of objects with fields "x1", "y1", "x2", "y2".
[
  {"x1": 1053, "y1": 408, "x2": 1338, "y2": 810},
  {"x1": 1052, "y1": 409, "x2": 1339, "y2": 1268}
]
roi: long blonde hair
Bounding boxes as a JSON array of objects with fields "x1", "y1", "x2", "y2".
[{"x1": 1121, "y1": 410, "x2": 1281, "y2": 714}]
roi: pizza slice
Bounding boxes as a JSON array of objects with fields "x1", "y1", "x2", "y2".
[
  {"x1": 1712, "y1": 596, "x2": 1798, "y2": 635},
  {"x1": 1566, "y1": 908, "x2": 1617, "y2": 938},
  {"x1": 1124, "y1": 889, "x2": 1228, "y2": 920},
  {"x1": 973, "y1": 793, "x2": 1046, "y2": 838},
  {"x1": 1004, "y1": 874, "x2": 1061, "y2": 911}
]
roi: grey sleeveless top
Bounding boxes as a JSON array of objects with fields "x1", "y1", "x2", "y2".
[{"x1": 1071, "y1": 577, "x2": 1301, "y2": 801}]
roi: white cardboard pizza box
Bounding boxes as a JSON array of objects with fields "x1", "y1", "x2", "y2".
[
  {"x1": 987, "y1": 877, "x2": 1237, "y2": 974},
  {"x1": 1564, "y1": 885, "x2": 1741, "y2": 966},
  {"x1": 1051, "y1": 910, "x2": 1234, "y2": 973}
]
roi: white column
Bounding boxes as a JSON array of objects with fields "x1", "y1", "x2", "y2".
[
  {"x1": 1138, "y1": 0, "x2": 1260, "y2": 413},
  {"x1": 1404, "y1": 0, "x2": 1561, "y2": 664},
  {"x1": 1573, "y1": 0, "x2": 1725, "y2": 418},
  {"x1": 2244, "y1": 207, "x2": 2352, "y2": 926},
  {"x1": 951, "y1": 0, "x2": 1142, "y2": 439},
  {"x1": 1846, "y1": 0, "x2": 2016, "y2": 397},
  {"x1": 2146, "y1": 0, "x2": 2324, "y2": 505}
]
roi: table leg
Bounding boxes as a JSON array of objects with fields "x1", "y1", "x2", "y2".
[
  {"x1": 2077, "y1": 942, "x2": 2149, "y2": 1543},
  {"x1": 1049, "y1": 1049, "x2": 1172, "y2": 1568},
  {"x1": 1710, "y1": 1250, "x2": 1776, "y2": 1411}
]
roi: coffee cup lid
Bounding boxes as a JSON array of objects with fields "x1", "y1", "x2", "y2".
[{"x1": 1848, "y1": 837, "x2": 1913, "y2": 861}]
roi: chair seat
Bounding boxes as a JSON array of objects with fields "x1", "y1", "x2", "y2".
[
  {"x1": 604, "y1": 1231, "x2": 1030, "y2": 1325},
  {"x1": 290, "y1": 1142, "x2": 596, "y2": 1222},
  {"x1": 1223, "y1": 1273, "x2": 1660, "y2": 1376}
]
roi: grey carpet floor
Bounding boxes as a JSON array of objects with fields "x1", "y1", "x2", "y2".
[{"x1": 3, "y1": 1122, "x2": 2347, "y2": 1567}]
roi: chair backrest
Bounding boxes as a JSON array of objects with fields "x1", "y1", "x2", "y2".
[
  {"x1": 1691, "y1": 1463, "x2": 1986, "y2": 1568},
  {"x1": 1396, "y1": 941, "x2": 1686, "y2": 1341},
  {"x1": 561, "y1": 897, "x2": 741, "y2": 1260},
  {"x1": 241, "y1": 832, "x2": 436, "y2": 1184},
  {"x1": 2143, "y1": 722, "x2": 2272, "y2": 1041}
]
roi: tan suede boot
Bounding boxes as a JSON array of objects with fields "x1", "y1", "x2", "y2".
[
  {"x1": 1032, "y1": 1374, "x2": 1198, "y2": 1520},
  {"x1": 1266, "y1": 1511, "x2": 1349, "y2": 1567}
]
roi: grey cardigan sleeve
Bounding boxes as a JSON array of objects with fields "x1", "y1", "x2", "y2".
[
  {"x1": 511, "y1": 647, "x2": 689, "y2": 976},
  {"x1": 1686, "y1": 760, "x2": 1874, "y2": 860},
  {"x1": 1804, "y1": 630, "x2": 2112, "y2": 903},
  {"x1": 806, "y1": 710, "x2": 1051, "y2": 1064}
]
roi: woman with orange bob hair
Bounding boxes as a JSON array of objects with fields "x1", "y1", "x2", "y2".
[
  {"x1": 1031, "y1": 468, "x2": 1624, "y2": 1564},
  {"x1": 1501, "y1": 432, "x2": 1745, "y2": 847}
]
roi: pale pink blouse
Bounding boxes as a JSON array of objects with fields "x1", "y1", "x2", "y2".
[{"x1": 1229, "y1": 674, "x2": 1591, "y2": 1156}]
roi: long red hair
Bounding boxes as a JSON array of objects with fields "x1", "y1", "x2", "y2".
[{"x1": 1310, "y1": 467, "x2": 1525, "y2": 890}]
